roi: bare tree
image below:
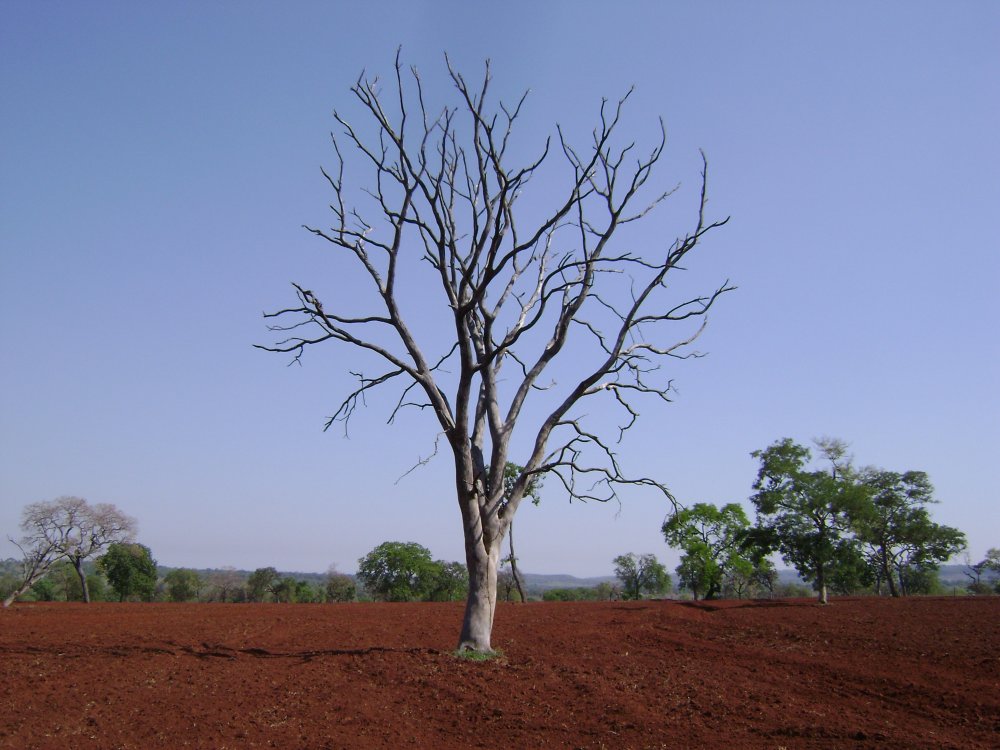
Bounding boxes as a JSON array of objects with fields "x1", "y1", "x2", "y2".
[
  {"x1": 259, "y1": 52, "x2": 731, "y2": 652},
  {"x1": 7, "y1": 497, "x2": 136, "y2": 604}
]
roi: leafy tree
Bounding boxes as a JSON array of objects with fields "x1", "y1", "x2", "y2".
[
  {"x1": 984, "y1": 548, "x2": 1000, "y2": 594},
  {"x1": 984, "y1": 548, "x2": 1000, "y2": 574},
  {"x1": 722, "y1": 556, "x2": 756, "y2": 599},
  {"x1": 674, "y1": 544, "x2": 718, "y2": 600},
  {"x1": 325, "y1": 570, "x2": 357, "y2": 602},
  {"x1": 28, "y1": 576, "x2": 57, "y2": 602},
  {"x1": 426, "y1": 560, "x2": 470, "y2": 602},
  {"x1": 613, "y1": 553, "x2": 670, "y2": 600},
  {"x1": 851, "y1": 468, "x2": 965, "y2": 596},
  {"x1": 270, "y1": 576, "x2": 298, "y2": 603},
  {"x1": 247, "y1": 567, "x2": 279, "y2": 602},
  {"x1": 750, "y1": 438, "x2": 868, "y2": 604},
  {"x1": 49, "y1": 560, "x2": 88, "y2": 601},
  {"x1": 258, "y1": 53, "x2": 731, "y2": 653},
  {"x1": 297, "y1": 580, "x2": 323, "y2": 603},
  {"x1": 98, "y1": 543, "x2": 158, "y2": 602},
  {"x1": 163, "y1": 568, "x2": 201, "y2": 602},
  {"x1": 357, "y1": 542, "x2": 440, "y2": 602},
  {"x1": 662, "y1": 502, "x2": 751, "y2": 600},
  {"x1": 3, "y1": 497, "x2": 135, "y2": 606},
  {"x1": 898, "y1": 564, "x2": 945, "y2": 595}
]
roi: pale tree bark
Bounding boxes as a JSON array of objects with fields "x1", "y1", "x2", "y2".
[
  {"x1": 2, "y1": 536, "x2": 63, "y2": 608},
  {"x1": 259, "y1": 51, "x2": 731, "y2": 652}
]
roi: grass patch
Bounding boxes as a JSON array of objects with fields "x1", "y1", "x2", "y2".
[{"x1": 453, "y1": 647, "x2": 504, "y2": 662}]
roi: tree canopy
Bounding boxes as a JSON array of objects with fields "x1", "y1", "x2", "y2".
[
  {"x1": 851, "y1": 468, "x2": 966, "y2": 596},
  {"x1": 98, "y1": 543, "x2": 158, "y2": 602},
  {"x1": 357, "y1": 542, "x2": 443, "y2": 602},
  {"x1": 612, "y1": 553, "x2": 670, "y2": 600},
  {"x1": 662, "y1": 502, "x2": 752, "y2": 600},
  {"x1": 750, "y1": 439, "x2": 868, "y2": 604}
]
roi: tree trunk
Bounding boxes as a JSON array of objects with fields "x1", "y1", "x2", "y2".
[
  {"x1": 508, "y1": 520, "x2": 527, "y2": 603},
  {"x1": 883, "y1": 559, "x2": 899, "y2": 597},
  {"x1": 458, "y1": 542, "x2": 501, "y2": 653},
  {"x1": 2, "y1": 553, "x2": 58, "y2": 607},
  {"x1": 73, "y1": 556, "x2": 91, "y2": 603},
  {"x1": 816, "y1": 565, "x2": 828, "y2": 605}
]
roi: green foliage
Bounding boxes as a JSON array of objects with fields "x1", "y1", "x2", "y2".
[
  {"x1": 50, "y1": 561, "x2": 86, "y2": 601},
  {"x1": 750, "y1": 438, "x2": 868, "y2": 603},
  {"x1": 247, "y1": 567, "x2": 279, "y2": 602},
  {"x1": 356, "y1": 542, "x2": 441, "y2": 602},
  {"x1": 453, "y1": 647, "x2": 504, "y2": 662},
  {"x1": 27, "y1": 576, "x2": 57, "y2": 601},
  {"x1": 542, "y1": 587, "x2": 602, "y2": 601},
  {"x1": 163, "y1": 568, "x2": 201, "y2": 602},
  {"x1": 984, "y1": 548, "x2": 1000, "y2": 573},
  {"x1": 325, "y1": 571, "x2": 357, "y2": 602},
  {"x1": 663, "y1": 502, "x2": 752, "y2": 600},
  {"x1": 852, "y1": 468, "x2": 966, "y2": 596},
  {"x1": 271, "y1": 576, "x2": 298, "y2": 603},
  {"x1": 612, "y1": 553, "x2": 670, "y2": 600},
  {"x1": 426, "y1": 560, "x2": 469, "y2": 602},
  {"x1": 98, "y1": 543, "x2": 158, "y2": 602}
]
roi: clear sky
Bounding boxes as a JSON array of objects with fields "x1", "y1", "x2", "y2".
[{"x1": 2, "y1": 2, "x2": 997, "y2": 577}]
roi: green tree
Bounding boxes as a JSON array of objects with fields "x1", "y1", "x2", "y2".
[
  {"x1": 984, "y1": 548, "x2": 1000, "y2": 594},
  {"x1": 98, "y1": 543, "x2": 158, "y2": 602},
  {"x1": 259, "y1": 53, "x2": 731, "y2": 653},
  {"x1": 271, "y1": 576, "x2": 298, "y2": 603},
  {"x1": 426, "y1": 560, "x2": 470, "y2": 602},
  {"x1": 28, "y1": 576, "x2": 57, "y2": 601},
  {"x1": 612, "y1": 553, "x2": 670, "y2": 600},
  {"x1": 750, "y1": 438, "x2": 868, "y2": 604},
  {"x1": 247, "y1": 567, "x2": 279, "y2": 602},
  {"x1": 325, "y1": 570, "x2": 357, "y2": 602},
  {"x1": 163, "y1": 568, "x2": 201, "y2": 602},
  {"x1": 662, "y1": 502, "x2": 752, "y2": 600},
  {"x1": 357, "y1": 542, "x2": 440, "y2": 602},
  {"x1": 852, "y1": 469, "x2": 966, "y2": 597}
]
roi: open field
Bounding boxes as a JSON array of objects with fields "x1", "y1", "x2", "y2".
[{"x1": 1, "y1": 597, "x2": 997, "y2": 749}]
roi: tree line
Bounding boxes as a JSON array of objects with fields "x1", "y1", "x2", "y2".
[{"x1": 3, "y1": 438, "x2": 994, "y2": 606}]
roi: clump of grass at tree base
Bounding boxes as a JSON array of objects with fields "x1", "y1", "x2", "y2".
[{"x1": 453, "y1": 647, "x2": 505, "y2": 662}]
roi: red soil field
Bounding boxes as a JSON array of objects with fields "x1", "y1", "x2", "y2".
[{"x1": 1, "y1": 597, "x2": 997, "y2": 749}]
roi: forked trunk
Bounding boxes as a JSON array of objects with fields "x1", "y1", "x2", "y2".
[{"x1": 458, "y1": 540, "x2": 501, "y2": 653}]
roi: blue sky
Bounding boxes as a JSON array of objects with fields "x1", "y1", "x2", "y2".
[{"x1": 2, "y1": 2, "x2": 997, "y2": 577}]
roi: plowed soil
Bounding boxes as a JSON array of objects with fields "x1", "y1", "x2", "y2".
[{"x1": 1, "y1": 597, "x2": 997, "y2": 749}]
